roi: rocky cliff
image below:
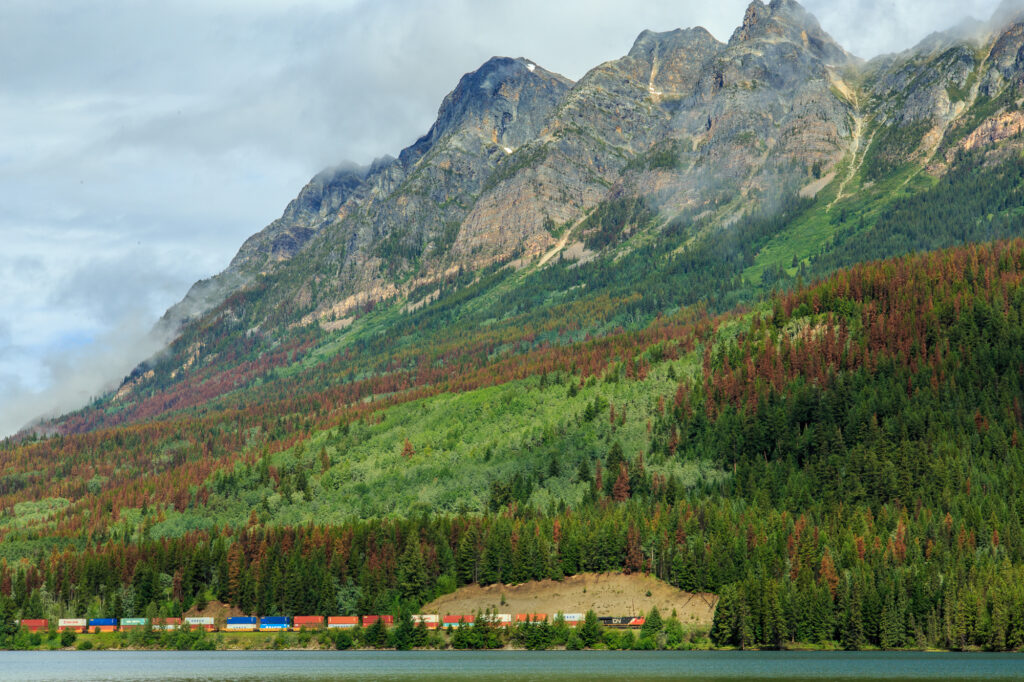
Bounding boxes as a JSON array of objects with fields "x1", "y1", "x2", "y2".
[{"x1": 160, "y1": 0, "x2": 1024, "y2": 341}]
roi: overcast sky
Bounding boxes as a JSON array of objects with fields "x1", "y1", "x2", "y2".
[{"x1": 0, "y1": 0, "x2": 1007, "y2": 437}]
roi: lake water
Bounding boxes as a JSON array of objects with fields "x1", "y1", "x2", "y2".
[{"x1": 0, "y1": 651, "x2": 1021, "y2": 681}]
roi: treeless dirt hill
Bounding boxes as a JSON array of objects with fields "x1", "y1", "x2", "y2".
[
  {"x1": 422, "y1": 572, "x2": 717, "y2": 625},
  {"x1": 183, "y1": 599, "x2": 245, "y2": 624}
]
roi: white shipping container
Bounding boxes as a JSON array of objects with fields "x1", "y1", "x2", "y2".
[
  {"x1": 412, "y1": 614, "x2": 438, "y2": 623},
  {"x1": 562, "y1": 613, "x2": 585, "y2": 621},
  {"x1": 184, "y1": 617, "x2": 215, "y2": 625},
  {"x1": 58, "y1": 618, "x2": 87, "y2": 627}
]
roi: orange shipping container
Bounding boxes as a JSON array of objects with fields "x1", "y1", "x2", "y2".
[
  {"x1": 293, "y1": 616, "x2": 324, "y2": 629},
  {"x1": 327, "y1": 616, "x2": 359, "y2": 629},
  {"x1": 515, "y1": 613, "x2": 548, "y2": 624}
]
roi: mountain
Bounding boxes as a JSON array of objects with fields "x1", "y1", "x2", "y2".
[
  {"x1": 93, "y1": 0, "x2": 1024, "y2": 424},
  {"x1": 7, "y1": 0, "x2": 1024, "y2": 653}
]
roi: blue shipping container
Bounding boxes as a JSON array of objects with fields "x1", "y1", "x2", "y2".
[
  {"x1": 260, "y1": 616, "x2": 290, "y2": 630},
  {"x1": 226, "y1": 617, "x2": 259, "y2": 625},
  {"x1": 88, "y1": 618, "x2": 117, "y2": 626}
]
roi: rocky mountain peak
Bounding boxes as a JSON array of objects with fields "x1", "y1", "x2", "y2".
[
  {"x1": 399, "y1": 56, "x2": 573, "y2": 166},
  {"x1": 730, "y1": 0, "x2": 851, "y2": 65},
  {"x1": 628, "y1": 26, "x2": 722, "y2": 59}
]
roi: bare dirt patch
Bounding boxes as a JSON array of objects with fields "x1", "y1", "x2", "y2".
[
  {"x1": 422, "y1": 572, "x2": 717, "y2": 625},
  {"x1": 184, "y1": 599, "x2": 244, "y2": 623}
]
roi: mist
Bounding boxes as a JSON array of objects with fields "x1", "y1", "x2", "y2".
[{"x1": 0, "y1": 0, "x2": 1007, "y2": 437}]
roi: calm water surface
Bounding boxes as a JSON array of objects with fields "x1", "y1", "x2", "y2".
[{"x1": 0, "y1": 651, "x2": 1021, "y2": 681}]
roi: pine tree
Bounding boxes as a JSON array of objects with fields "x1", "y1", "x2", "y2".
[
  {"x1": 579, "y1": 610, "x2": 602, "y2": 648},
  {"x1": 397, "y1": 538, "x2": 428, "y2": 602},
  {"x1": 612, "y1": 463, "x2": 631, "y2": 502},
  {"x1": 640, "y1": 606, "x2": 663, "y2": 640}
]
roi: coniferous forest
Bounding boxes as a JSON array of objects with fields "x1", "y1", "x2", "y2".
[
  {"x1": 9, "y1": 2, "x2": 1024, "y2": 648},
  {"x1": 5, "y1": 239, "x2": 1024, "y2": 650}
]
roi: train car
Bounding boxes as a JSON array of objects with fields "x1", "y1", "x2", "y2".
[
  {"x1": 225, "y1": 616, "x2": 259, "y2": 632},
  {"x1": 442, "y1": 615, "x2": 474, "y2": 629},
  {"x1": 259, "y1": 616, "x2": 290, "y2": 632},
  {"x1": 292, "y1": 616, "x2": 325, "y2": 630},
  {"x1": 515, "y1": 613, "x2": 548, "y2": 624},
  {"x1": 477, "y1": 613, "x2": 512, "y2": 628},
  {"x1": 361, "y1": 615, "x2": 394, "y2": 628},
  {"x1": 119, "y1": 617, "x2": 148, "y2": 631},
  {"x1": 88, "y1": 618, "x2": 118, "y2": 633},
  {"x1": 184, "y1": 617, "x2": 215, "y2": 632},
  {"x1": 327, "y1": 616, "x2": 359, "y2": 629},
  {"x1": 562, "y1": 613, "x2": 585, "y2": 627},
  {"x1": 18, "y1": 619, "x2": 48, "y2": 633},
  {"x1": 598, "y1": 616, "x2": 645, "y2": 629},
  {"x1": 152, "y1": 617, "x2": 182, "y2": 631},
  {"x1": 411, "y1": 614, "x2": 439, "y2": 630},
  {"x1": 58, "y1": 618, "x2": 87, "y2": 633}
]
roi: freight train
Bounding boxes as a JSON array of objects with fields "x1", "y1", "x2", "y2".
[{"x1": 19, "y1": 613, "x2": 646, "y2": 633}]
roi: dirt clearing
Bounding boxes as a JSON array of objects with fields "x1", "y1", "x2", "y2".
[{"x1": 423, "y1": 572, "x2": 717, "y2": 625}]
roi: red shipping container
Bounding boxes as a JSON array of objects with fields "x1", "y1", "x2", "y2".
[
  {"x1": 152, "y1": 618, "x2": 182, "y2": 631},
  {"x1": 361, "y1": 615, "x2": 394, "y2": 627},
  {"x1": 442, "y1": 615, "x2": 474, "y2": 628},
  {"x1": 293, "y1": 616, "x2": 324, "y2": 629},
  {"x1": 20, "y1": 619, "x2": 48, "y2": 632}
]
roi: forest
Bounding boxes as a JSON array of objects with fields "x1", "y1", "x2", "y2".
[{"x1": 4, "y1": 240, "x2": 1024, "y2": 650}]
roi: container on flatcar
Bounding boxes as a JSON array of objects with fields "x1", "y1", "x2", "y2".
[
  {"x1": 292, "y1": 616, "x2": 325, "y2": 630},
  {"x1": 183, "y1": 617, "x2": 215, "y2": 631},
  {"x1": 259, "y1": 616, "x2": 290, "y2": 631},
  {"x1": 18, "y1": 619, "x2": 48, "y2": 633},
  {"x1": 57, "y1": 618, "x2": 87, "y2": 633},
  {"x1": 225, "y1": 616, "x2": 259, "y2": 631},
  {"x1": 361, "y1": 615, "x2": 394, "y2": 628},
  {"x1": 562, "y1": 613, "x2": 585, "y2": 627},
  {"x1": 327, "y1": 616, "x2": 359, "y2": 629},
  {"x1": 411, "y1": 614, "x2": 439, "y2": 630},
  {"x1": 88, "y1": 618, "x2": 118, "y2": 633},
  {"x1": 442, "y1": 615, "x2": 474, "y2": 628},
  {"x1": 514, "y1": 613, "x2": 547, "y2": 624},
  {"x1": 477, "y1": 613, "x2": 512, "y2": 627},
  {"x1": 119, "y1": 617, "x2": 148, "y2": 631},
  {"x1": 152, "y1": 617, "x2": 182, "y2": 631}
]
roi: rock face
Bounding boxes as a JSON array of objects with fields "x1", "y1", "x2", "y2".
[{"x1": 161, "y1": 0, "x2": 1024, "y2": 337}]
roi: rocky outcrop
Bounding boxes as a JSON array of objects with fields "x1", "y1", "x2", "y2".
[{"x1": 159, "y1": 0, "x2": 1024, "y2": 342}]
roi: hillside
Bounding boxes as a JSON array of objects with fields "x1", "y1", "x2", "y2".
[
  {"x1": 422, "y1": 573, "x2": 716, "y2": 626},
  {"x1": 4, "y1": 0, "x2": 1024, "y2": 654}
]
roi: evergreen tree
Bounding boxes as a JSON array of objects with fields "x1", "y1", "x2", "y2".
[
  {"x1": 397, "y1": 538, "x2": 429, "y2": 602},
  {"x1": 579, "y1": 610, "x2": 602, "y2": 648},
  {"x1": 640, "y1": 606, "x2": 663, "y2": 640}
]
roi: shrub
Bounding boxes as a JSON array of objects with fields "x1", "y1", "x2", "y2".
[{"x1": 332, "y1": 629, "x2": 354, "y2": 650}]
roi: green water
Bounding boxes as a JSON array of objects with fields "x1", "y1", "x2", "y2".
[{"x1": 0, "y1": 651, "x2": 1021, "y2": 681}]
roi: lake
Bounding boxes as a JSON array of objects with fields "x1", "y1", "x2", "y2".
[{"x1": 0, "y1": 650, "x2": 1021, "y2": 681}]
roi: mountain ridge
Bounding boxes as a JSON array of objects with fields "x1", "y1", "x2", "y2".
[{"x1": 28, "y1": 0, "x2": 1024, "y2": 435}]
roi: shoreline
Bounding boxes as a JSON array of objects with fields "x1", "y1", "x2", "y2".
[{"x1": 1, "y1": 633, "x2": 1001, "y2": 654}]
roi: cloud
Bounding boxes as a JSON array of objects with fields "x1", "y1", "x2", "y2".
[
  {"x1": 0, "y1": 315, "x2": 172, "y2": 439},
  {"x1": 0, "y1": 0, "x2": 1006, "y2": 436}
]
